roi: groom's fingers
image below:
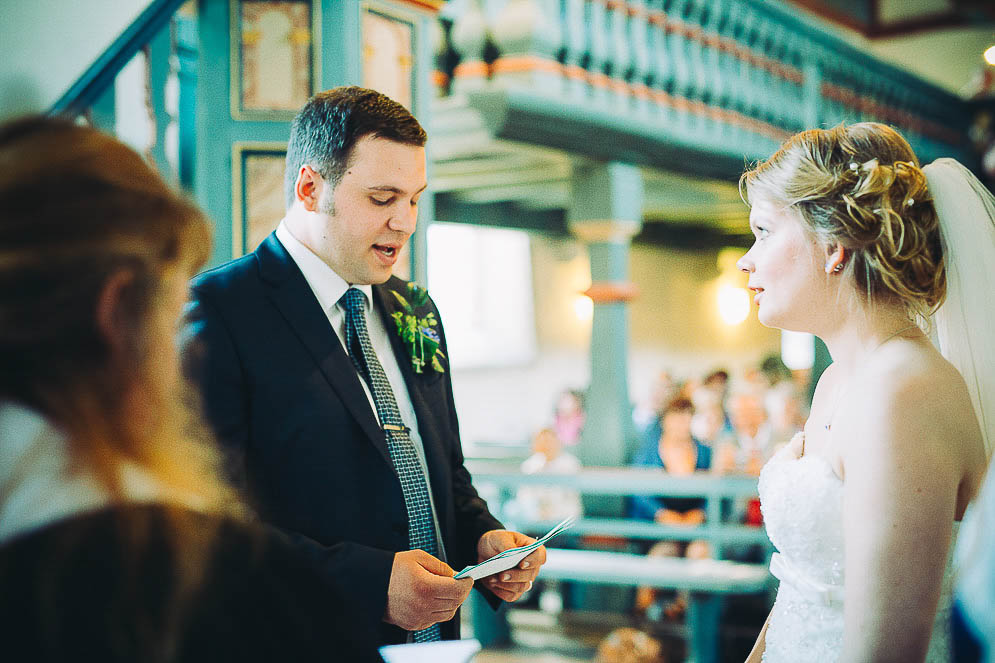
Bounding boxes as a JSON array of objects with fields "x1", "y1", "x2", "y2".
[
  {"x1": 521, "y1": 545, "x2": 546, "y2": 568},
  {"x1": 488, "y1": 579, "x2": 533, "y2": 602},
  {"x1": 490, "y1": 565, "x2": 540, "y2": 584}
]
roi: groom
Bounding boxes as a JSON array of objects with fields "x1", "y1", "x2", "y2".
[{"x1": 184, "y1": 87, "x2": 545, "y2": 646}]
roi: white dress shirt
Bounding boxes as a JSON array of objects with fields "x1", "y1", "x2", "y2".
[{"x1": 274, "y1": 222, "x2": 447, "y2": 560}]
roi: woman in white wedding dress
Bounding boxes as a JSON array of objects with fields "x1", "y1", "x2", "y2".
[{"x1": 736, "y1": 122, "x2": 994, "y2": 663}]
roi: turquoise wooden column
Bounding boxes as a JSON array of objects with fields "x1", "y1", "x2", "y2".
[{"x1": 568, "y1": 162, "x2": 643, "y2": 472}]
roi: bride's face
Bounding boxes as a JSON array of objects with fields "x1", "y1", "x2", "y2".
[{"x1": 737, "y1": 196, "x2": 827, "y2": 330}]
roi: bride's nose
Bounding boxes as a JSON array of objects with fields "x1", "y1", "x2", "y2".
[{"x1": 737, "y1": 252, "x2": 754, "y2": 273}]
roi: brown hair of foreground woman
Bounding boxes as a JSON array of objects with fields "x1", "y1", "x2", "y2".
[
  {"x1": 0, "y1": 116, "x2": 228, "y2": 505},
  {"x1": 0, "y1": 117, "x2": 377, "y2": 662}
]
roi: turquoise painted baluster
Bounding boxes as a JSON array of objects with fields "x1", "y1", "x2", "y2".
[
  {"x1": 490, "y1": 0, "x2": 564, "y2": 94},
  {"x1": 697, "y1": 0, "x2": 725, "y2": 144},
  {"x1": 606, "y1": 0, "x2": 632, "y2": 110},
  {"x1": 757, "y1": 18, "x2": 781, "y2": 130},
  {"x1": 782, "y1": 30, "x2": 804, "y2": 131},
  {"x1": 683, "y1": 0, "x2": 709, "y2": 135},
  {"x1": 712, "y1": 0, "x2": 744, "y2": 145},
  {"x1": 628, "y1": 0, "x2": 653, "y2": 117},
  {"x1": 743, "y1": 10, "x2": 767, "y2": 154},
  {"x1": 431, "y1": 15, "x2": 450, "y2": 98},
  {"x1": 765, "y1": 22, "x2": 787, "y2": 131},
  {"x1": 450, "y1": 0, "x2": 490, "y2": 93},
  {"x1": 665, "y1": 0, "x2": 693, "y2": 135},
  {"x1": 586, "y1": 0, "x2": 611, "y2": 106},
  {"x1": 646, "y1": 0, "x2": 673, "y2": 126},
  {"x1": 562, "y1": 0, "x2": 589, "y2": 101}
]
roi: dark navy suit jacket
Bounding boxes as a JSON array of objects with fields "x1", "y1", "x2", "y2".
[{"x1": 184, "y1": 233, "x2": 502, "y2": 645}]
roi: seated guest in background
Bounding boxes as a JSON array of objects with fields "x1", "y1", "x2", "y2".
[
  {"x1": 630, "y1": 398, "x2": 713, "y2": 620},
  {"x1": 595, "y1": 627, "x2": 667, "y2": 663},
  {"x1": 516, "y1": 427, "x2": 582, "y2": 521},
  {"x1": 714, "y1": 385, "x2": 773, "y2": 477},
  {"x1": 0, "y1": 118, "x2": 375, "y2": 662},
  {"x1": 630, "y1": 397, "x2": 712, "y2": 526},
  {"x1": 689, "y1": 386, "x2": 728, "y2": 448},
  {"x1": 633, "y1": 370, "x2": 679, "y2": 436},
  {"x1": 700, "y1": 368, "x2": 733, "y2": 433},
  {"x1": 764, "y1": 380, "x2": 806, "y2": 450},
  {"x1": 553, "y1": 388, "x2": 586, "y2": 448}
]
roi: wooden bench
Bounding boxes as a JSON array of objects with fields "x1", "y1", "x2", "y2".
[
  {"x1": 541, "y1": 549, "x2": 769, "y2": 663},
  {"x1": 468, "y1": 464, "x2": 771, "y2": 556},
  {"x1": 466, "y1": 464, "x2": 773, "y2": 662}
]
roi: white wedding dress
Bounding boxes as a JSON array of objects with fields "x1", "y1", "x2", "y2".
[{"x1": 757, "y1": 436, "x2": 955, "y2": 662}]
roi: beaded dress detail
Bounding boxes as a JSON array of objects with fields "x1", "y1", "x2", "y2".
[{"x1": 757, "y1": 433, "x2": 955, "y2": 662}]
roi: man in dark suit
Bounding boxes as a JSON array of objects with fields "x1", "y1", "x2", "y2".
[{"x1": 184, "y1": 87, "x2": 545, "y2": 646}]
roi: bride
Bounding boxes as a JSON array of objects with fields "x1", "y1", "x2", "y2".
[{"x1": 737, "y1": 122, "x2": 993, "y2": 662}]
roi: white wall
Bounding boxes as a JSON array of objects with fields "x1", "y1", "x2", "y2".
[
  {"x1": 1, "y1": 0, "x2": 152, "y2": 120},
  {"x1": 451, "y1": 234, "x2": 781, "y2": 449},
  {"x1": 867, "y1": 27, "x2": 995, "y2": 97}
]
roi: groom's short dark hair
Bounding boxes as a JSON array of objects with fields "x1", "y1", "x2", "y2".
[{"x1": 284, "y1": 86, "x2": 426, "y2": 208}]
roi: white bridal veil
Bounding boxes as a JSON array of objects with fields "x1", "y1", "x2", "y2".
[
  {"x1": 927, "y1": 159, "x2": 995, "y2": 646},
  {"x1": 922, "y1": 158, "x2": 995, "y2": 460}
]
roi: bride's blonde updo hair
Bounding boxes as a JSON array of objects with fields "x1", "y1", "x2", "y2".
[{"x1": 740, "y1": 122, "x2": 945, "y2": 319}]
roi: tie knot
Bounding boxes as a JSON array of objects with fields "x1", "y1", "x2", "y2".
[{"x1": 340, "y1": 287, "x2": 367, "y2": 315}]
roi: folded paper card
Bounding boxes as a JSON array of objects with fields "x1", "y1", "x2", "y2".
[{"x1": 453, "y1": 516, "x2": 575, "y2": 581}]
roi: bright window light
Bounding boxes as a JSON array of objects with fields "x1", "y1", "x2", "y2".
[
  {"x1": 781, "y1": 330, "x2": 815, "y2": 370},
  {"x1": 573, "y1": 295, "x2": 593, "y2": 322},
  {"x1": 717, "y1": 284, "x2": 750, "y2": 325},
  {"x1": 985, "y1": 45, "x2": 995, "y2": 66},
  {"x1": 427, "y1": 223, "x2": 537, "y2": 369}
]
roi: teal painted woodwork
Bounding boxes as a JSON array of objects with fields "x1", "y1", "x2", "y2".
[
  {"x1": 568, "y1": 164, "x2": 643, "y2": 474},
  {"x1": 568, "y1": 162, "x2": 644, "y2": 228},
  {"x1": 147, "y1": 26, "x2": 172, "y2": 181}
]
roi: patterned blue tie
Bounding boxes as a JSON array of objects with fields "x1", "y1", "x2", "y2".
[{"x1": 340, "y1": 288, "x2": 442, "y2": 643}]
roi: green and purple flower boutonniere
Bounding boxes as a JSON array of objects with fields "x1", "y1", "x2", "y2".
[{"x1": 389, "y1": 283, "x2": 446, "y2": 375}]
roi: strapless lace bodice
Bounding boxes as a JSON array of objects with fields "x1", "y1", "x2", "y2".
[{"x1": 758, "y1": 436, "x2": 954, "y2": 662}]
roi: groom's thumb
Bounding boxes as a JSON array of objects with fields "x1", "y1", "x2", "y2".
[{"x1": 414, "y1": 549, "x2": 455, "y2": 577}]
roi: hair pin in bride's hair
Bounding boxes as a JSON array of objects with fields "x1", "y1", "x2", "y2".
[
  {"x1": 849, "y1": 161, "x2": 859, "y2": 171},
  {"x1": 906, "y1": 198, "x2": 915, "y2": 207}
]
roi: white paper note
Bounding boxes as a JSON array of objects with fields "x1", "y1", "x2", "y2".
[
  {"x1": 454, "y1": 516, "x2": 574, "y2": 580},
  {"x1": 379, "y1": 639, "x2": 481, "y2": 663}
]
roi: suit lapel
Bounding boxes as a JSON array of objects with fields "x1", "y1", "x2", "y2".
[{"x1": 255, "y1": 234, "x2": 390, "y2": 463}]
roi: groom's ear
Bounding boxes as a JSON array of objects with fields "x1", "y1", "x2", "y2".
[{"x1": 294, "y1": 165, "x2": 321, "y2": 212}]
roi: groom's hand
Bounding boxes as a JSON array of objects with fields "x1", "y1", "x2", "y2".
[
  {"x1": 476, "y1": 529, "x2": 547, "y2": 602},
  {"x1": 383, "y1": 549, "x2": 473, "y2": 631}
]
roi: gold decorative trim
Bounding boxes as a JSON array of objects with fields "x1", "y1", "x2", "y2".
[
  {"x1": 231, "y1": 141, "x2": 288, "y2": 258},
  {"x1": 229, "y1": 0, "x2": 322, "y2": 121},
  {"x1": 361, "y1": 0, "x2": 421, "y2": 113}
]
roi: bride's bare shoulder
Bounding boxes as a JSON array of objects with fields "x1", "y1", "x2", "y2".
[{"x1": 853, "y1": 339, "x2": 980, "y2": 452}]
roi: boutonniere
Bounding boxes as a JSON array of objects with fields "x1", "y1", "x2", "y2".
[{"x1": 389, "y1": 283, "x2": 446, "y2": 374}]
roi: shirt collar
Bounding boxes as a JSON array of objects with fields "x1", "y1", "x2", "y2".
[
  {"x1": 275, "y1": 221, "x2": 373, "y2": 313},
  {"x1": 0, "y1": 402, "x2": 204, "y2": 544}
]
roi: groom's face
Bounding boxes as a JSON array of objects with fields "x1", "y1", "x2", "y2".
[{"x1": 314, "y1": 135, "x2": 427, "y2": 285}]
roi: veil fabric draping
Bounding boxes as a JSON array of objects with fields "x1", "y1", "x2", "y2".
[
  {"x1": 922, "y1": 158, "x2": 995, "y2": 460},
  {"x1": 926, "y1": 159, "x2": 995, "y2": 646}
]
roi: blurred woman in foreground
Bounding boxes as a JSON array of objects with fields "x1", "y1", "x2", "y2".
[{"x1": 0, "y1": 117, "x2": 375, "y2": 662}]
